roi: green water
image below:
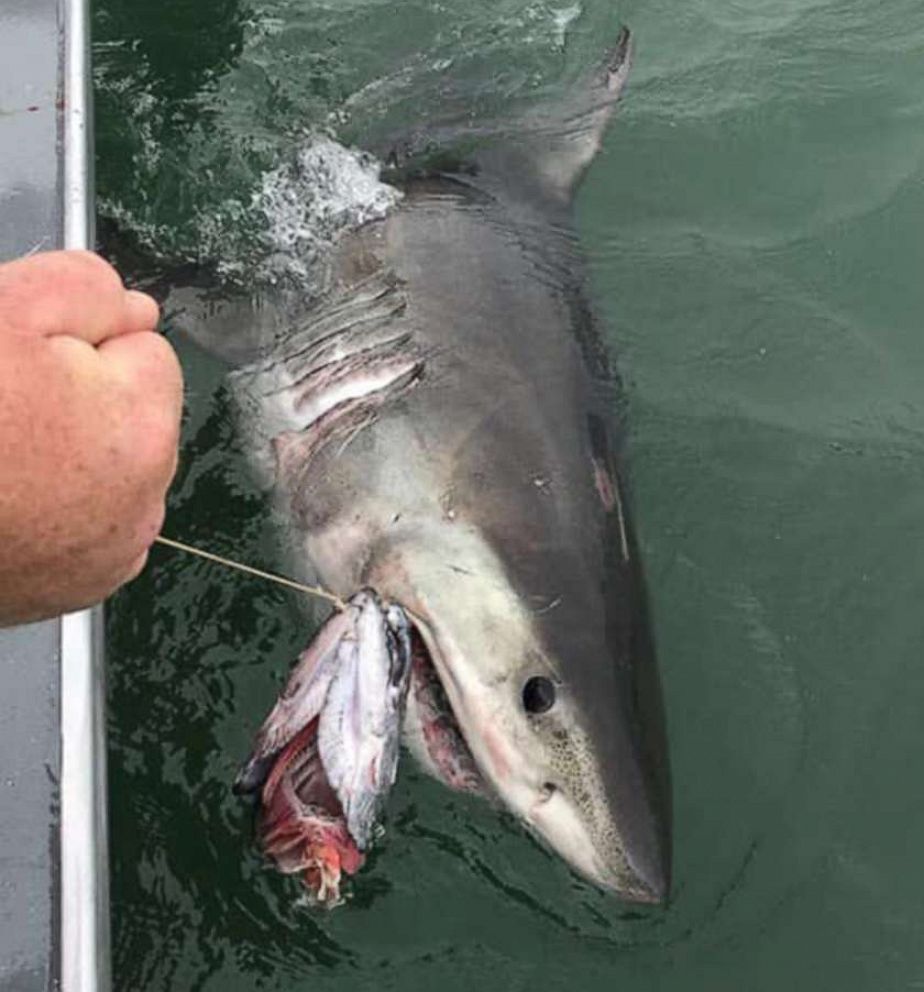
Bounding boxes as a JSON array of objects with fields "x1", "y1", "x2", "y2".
[{"x1": 99, "y1": 0, "x2": 924, "y2": 989}]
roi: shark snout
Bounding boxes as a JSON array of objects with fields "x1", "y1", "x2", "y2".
[
  {"x1": 622, "y1": 839, "x2": 670, "y2": 905},
  {"x1": 610, "y1": 768, "x2": 672, "y2": 905},
  {"x1": 525, "y1": 773, "x2": 670, "y2": 905}
]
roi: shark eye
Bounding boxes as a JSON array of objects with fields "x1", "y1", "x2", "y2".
[{"x1": 522, "y1": 676, "x2": 556, "y2": 714}]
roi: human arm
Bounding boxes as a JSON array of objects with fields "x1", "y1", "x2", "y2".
[{"x1": 0, "y1": 250, "x2": 183, "y2": 625}]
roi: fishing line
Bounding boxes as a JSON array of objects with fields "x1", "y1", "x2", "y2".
[{"x1": 153, "y1": 535, "x2": 346, "y2": 610}]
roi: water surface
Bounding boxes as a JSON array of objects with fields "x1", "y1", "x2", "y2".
[{"x1": 100, "y1": 0, "x2": 924, "y2": 988}]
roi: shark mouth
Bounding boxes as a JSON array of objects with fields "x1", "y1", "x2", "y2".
[
  {"x1": 403, "y1": 628, "x2": 485, "y2": 795},
  {"x1": 235, "y1": 596, "x2": 483, "y2": 906}
]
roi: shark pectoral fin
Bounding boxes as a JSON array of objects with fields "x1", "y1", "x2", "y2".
[
  {"x1": 98, "y1": 214, "x2": 270, "y2": 366},
  {"x1": 164, "y1": 285, "x2": 269, "y2": 366}
]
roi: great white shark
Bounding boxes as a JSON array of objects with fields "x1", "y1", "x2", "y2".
[{"x1": 152, "y1": 25, "x2": 671, "y2": 905}]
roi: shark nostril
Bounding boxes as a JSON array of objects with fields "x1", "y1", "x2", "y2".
[
  {"x1": 538, "y1": 782, "x2": 556, "y2": 802},
  {"x1": 522, "y1": 676, "x2": 556, "y2": 714}
]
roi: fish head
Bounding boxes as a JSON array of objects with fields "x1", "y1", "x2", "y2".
[
  {"x1": 234, "y1": 590, "x2": 413, "y2": 906},
  {"x1": 374, "y1": 519, "x2": 671, "y2": 905}
]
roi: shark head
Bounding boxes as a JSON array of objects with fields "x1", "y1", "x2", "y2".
[{"x1": 368, "y1": 508, "x2": 671, "y2": 904}]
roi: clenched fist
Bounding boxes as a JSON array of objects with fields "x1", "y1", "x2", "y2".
[{"x1": 0, "y1": 250, "x2": 183, "y2": 625}]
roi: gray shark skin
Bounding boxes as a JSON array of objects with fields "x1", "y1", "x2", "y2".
[{"x1": 165, "y1": 26, "x2": 671, "y2": 904}]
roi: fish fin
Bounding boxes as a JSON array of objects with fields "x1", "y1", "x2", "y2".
[
  {"x1": 98, "y1": 214, "x2": 297, "y2": 367},
  {"x1": 373, "y1": 25, "x2": 632, "y2": 204},
  {"x1": 513, "y1": 24, "x2": 633, "y2": 200},
  {"x1": 163, "y1": 283, "x2": 289, "y2": 366}
]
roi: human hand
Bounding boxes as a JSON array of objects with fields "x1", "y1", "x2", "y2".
[{"x1": 0, "y1": 250, "x2": 183, "y2": 625}]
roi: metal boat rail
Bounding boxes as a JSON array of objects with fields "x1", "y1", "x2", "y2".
[{"x1": 0, "y1": 1, "x2": 109, "y2": 990}]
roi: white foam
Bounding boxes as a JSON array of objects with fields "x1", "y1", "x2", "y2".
[
  {"x1": 255, "y1": 137, "x2": 403, "y2": 285},
  {"x1": 100, "y1": 133, "x2": 401, "y2": 291},
  {"x1": 551, "y1": 4, "x2": 582, "y2": 49}
]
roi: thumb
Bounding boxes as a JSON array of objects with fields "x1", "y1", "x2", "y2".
[{"x1": 0, "y1": 251, "x2": 159, "y2": 345}]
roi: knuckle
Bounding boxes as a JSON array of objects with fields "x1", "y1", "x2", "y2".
[
  {"x1": 66, "y1": 251, "x2": 125, "y2": 302},
  {"x1": 108, "y1": 494, "x2": 165, "y2": 572},
  {"x1": 147, "y1": 332, "x2": 184, "y2": 389},
  {"x1": 98, "y1": 335, "x2": 183, "y2": 498},
  {"x1": 122, "y1": 331, "x2": 183, "y2": 390},
  {"x1": 131, "y1": 398, "x2": 181, "y2": 481},
  {"x1": 127, "y1": 503, "x2": 163, "y2": 560},
  {"x1": 107, "y1": 401, "x2": 179, "y2": 495},
  {"x1": 123, "y1": 550, "x2": 150, "y2": 585},
  {"x1": 68, "y1": 249, "x2": 117, "y2": 279},
  {"x1": 127, "y1": 419, "x2": 179, "y2": 483}
]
